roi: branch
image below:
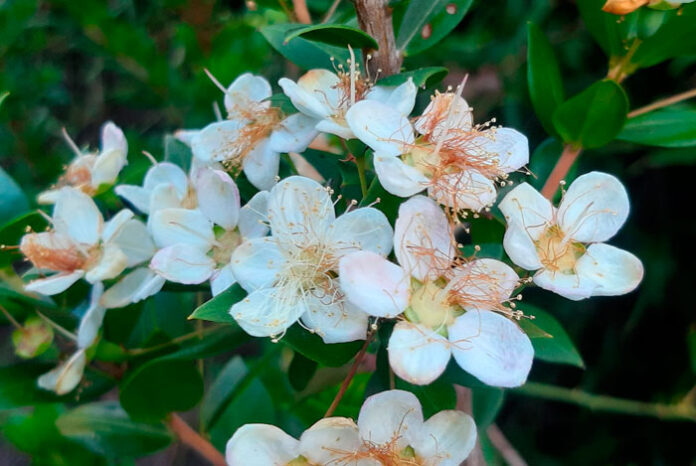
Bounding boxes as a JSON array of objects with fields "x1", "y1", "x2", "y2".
[
  {"x1": 292, "y1": 0, "x2": 312, "y2": 24},
  {"x1": 169, "y1": 414, "x2": 226, "y2": 466},
  {"x1": 456, "y1": 386, "x2": 486, "y2": 466},
  {"x1": 513, "y1": 382, "x2": 696, "y2": 422},
  {"x1": 354, "y1": 0, "x2": 402, "y2": 77},
  {"x1": 628, "y1": 87, "x2": 696, "y2": 118},
  {"x1": 540, "y1": 144, "x2": 582, "y2": 200},
  {"x1": 324, "y1": 331, "x2": 374, "y2": 417},
  {"x1": 486, "y1": 424, "x2": 527, "y2": 466}
]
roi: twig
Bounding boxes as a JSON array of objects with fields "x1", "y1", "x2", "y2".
[
  {"x1": 456, "y1": 385, "x2": 485, "y2": 466},
  {"x1": 324, "y1": 331, "x2": 374, "y2": 417},
  {"x1": 292, "y1": 0, "x2": 312, "y2": 24},
  {"x1": 36, "y1": 310, "x2": 77, "y2": 341},
  {"x1": 354, "y1": 0, "x2": 402, "y2": 77},
  {"x1": 628, "y1": 87, "x2": 696, "y2": 118},
  {"x1": 0, "y1": 303, "x2": 23, "y2": 330},
  {"x1": 126, "y1": 326, "x2": 220, "y2": 356},
  {"x1": 487, "y1": 424, "x2": 528, "y2": 466},
  {"x1": 540, "y1": 144, "x2": 582, "y2": 200},
  {"x1": 169, "y1": 414, "x2": 226, "y2": 466},
  {"x1": 322, "y1": 0, "x2": 342, "y2": 23},
  {"x1": 513, "y1": 382, "x2": 696, "y2": 422}
]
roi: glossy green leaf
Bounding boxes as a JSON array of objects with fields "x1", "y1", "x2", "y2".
[
  {"x1": 188, "y1": 283, "x2": 245, "y2": 324},
  {"x1": 576, "y1": 0, "x2": 631, "y2": 56},
  {"x1": 284, "y1": 24, "x2": 378, "y2": 50},
  {"x1": 261, "y1": 23, "x2": 353, "y2": 70},
  {"x1": 443, "y1": 360, "x2": 491, "y2": 388},
  {"x1": 282, "y1": 324, "x2": 363, "y2": 367},
  {"x1": 0, "y1": 167, "x2": 30, "y2": 225},
  {"x1": 396, "y1": 377, "x2": 456, "y2": 418},
  {"x1": 527, "y1": 23, "x2": 565, "y2": 136},
  {"x1": 472, "y1": 387, "x2": 505, "y2": 428},
  {"x1": 519, "y1": 304, "x2": 584, "y2": 368},
  {"x1": 164, "y1": 135, "x2": 192, "y2": 173},
  {"x1": 618, "y1": 107, "x2": 696, "y2": 147},
  {"x1": 552, "y1": 80, "x2": 628, "y2": 149},
  {"x1": 289, "y1": 351, "x2": 318, "y2": 391},
  {"x1": 56, "y1": 401, "x2": 173, "y2": 457},
  {"x1": 688, "y1": 326, "x2": 696, "y2": 374},
  {"x1": 633, "y1": 4, "x2": 696, "y2": 68},
  {"x1": 396, "y1": 0, "x2": 473, "y2": 55},
  {"x1": 0, "y1": 211, "x2": 48, "y2": 268},
  {"x1": 377, "y1": 67, "x2": 448, "y2": 88},
  {"x1": 200, "y1": 356, "x2": 248, "y2": 429}
]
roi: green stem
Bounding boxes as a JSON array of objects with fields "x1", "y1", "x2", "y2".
[
  {"x1": 126, "y1": 326, "x2": 220, "y2": 356},
  {"x1": 513, "y1": 382, "x2": 696, "y2": 422},
  {"x1": 355, "y1": 153, "x2": 368, "y2": 200}
]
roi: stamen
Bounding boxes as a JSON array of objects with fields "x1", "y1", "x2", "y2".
[{"x1": 61, "y1": 127, "x2": 83, "y2": 158}]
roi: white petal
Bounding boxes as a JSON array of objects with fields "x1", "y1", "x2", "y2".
[
  {"x1": 502, "y1": 224, "x2": 543, "y2": 271},
  {"x1": 238, "y1": 191, "x2": 270, "y2": 239},
  {"x1": 269, "y1": 113, "x2": 319, "y2": 153},
  {"x1": 173, "y1": 129, "x2": 199, "y2": 147},
  {"x1": 190, "y1": 120, "x2": 245, "y2": 163},
  {"x1": 339, "y1": 251, "x2": 410, "y2": 318},
  {"x1": 226, "y1": 424, "x2": 299, "y2": 466},
  {"x1": 230, "y1": 237, "x2": 285, "y2": 292},
  {"x1": 449, "y1": 310, "x2": 534, "y2": 388},
  {"x1": 101, "y1": 209, "x2": 134, "y2": 242},
  {"x1": 267, "y1": 176, "x2": 334, "y2": 241},
  {"x1": 92, "y1": 147, "x2": 127, "y2": 187},
  {"x1": 413, "y1": 411, "x2": 477, "y2": 466},
  {"x1": 575, "y1": 243, "x2": 644, "y2": 297},
  {"x1": 230, "y1": 287, "x2": 305, "y2": 337},
  {"x1": 448, "y1": 258, "x2": 519, "y2": 311},
  {"x1": 76, "y1": 282, "x2": 106, "y2": 349},
  {"x1": 299, "y1": 417, "x2": 361, "y2": 465},
  {"x1": 532, "y1": 269, "x2": 597, "y2": 301},
  {"x1": 357, "y1": 390, "x2": 423, "y2": 450},
  {"x1": 84, "y1": 243, "x2": 128, "y2": 283},
  {"x1": 37, "y1": 189, "x2": 61, "y2": 205},
  {"x1": 143, "y1": 162, "x2": 189, "y2": 196},
  {"x1": 148, "y1": 183, "x2": 184, "y2": 214},
  {"x1": 150, "y1": 245, "x2": 215, "y2": 284},
  {"x1": 210, "y1": 263, "x2": 237, "y2": 296},
  {"x1": 224, "y1": 73, "x2": 272, "y2": 115},
  {"x1": 100, "y1": 122, "x2": 128, "y2": 156},
  {"x1": 109, "y1": 219, "x2": 156, "y2": 267},
  {"x1": 37, "y1": 349, "x2": 86, "y2": 395},
  {"x1": 314, "y1": 118, "x2": 355, "y2": 139},
  {"x1": 329, "y1": 207, "x2": 393, "y2": 258},
  {"x1": 101, "y1": 267, "x2": 164, "y2": 309},
  {"x1": 242, "y1": 139, "x2": 280, "y2": 191},
  {"x1": 473, "y1": 127, "x2": 529, "y2": 173},
  {"x1": 193, "y1": 167, "x2": 240, "y2": 229},
  {"x1": 53, "y1": 187, "x2": 103, "y2": 245},
  {"x1": 394, "y1": 195, "x2": 454, "y2": 281},
  {"x1": 499, "y1": 182, "x2": 554, "y2": 240},
  {"x1": 279, "y1": 70, "x2": 338, "y2": 119},
  {"x1": 114, "y1": 185, "x2": 151, "y2": 213},
  {"x1": 25, "y1": 271, "x2": 85, "y2": 295},
  {"x1": 366, "y1": 78, "x2": 417, "y2": 116},
  {"x1": 149, "y1": 208, "x2": 214, "y2": 249},
  {"x1": 428, "y1": 170, "x2": 497, "y2": 212},
  {"x1": 374, "y1": 153, "x2": 429, "y2": 198},
  {"x1": 388, "y1": 321, "x2": 451, "y2": 385},
  {"x1": 301, "y1": 297, "x2": 368, "y2": 344},
  {"x1": 557, "y1": 171, "x2": 630, "y2": 243},
  {"x1": 345, "y1": 100, "x2": 414, "y2": 156},
  {"x1": 414, "y1": 93, "x2": 472, "y2": 139}
]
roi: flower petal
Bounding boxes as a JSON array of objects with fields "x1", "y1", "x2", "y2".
[
  {"x1": 100, "y1": 121, "x2": 128, "y2": 156},
  {"x1": 299, "y1": 417, "x2": 361, "y2": 465},
  {"x1": 238, "y1": 191, "x2": 270, "y2": 239},
  {"x1": 150, "y1": 245, "x2": 215, "y2": 284},
  {"x1": 502, "y1": 223, "x2": 543, "y2": 271},
  {"x1": 269, "y1": 113, "x2": 319, "y2": 153},
  {"x1": 575, "y1": 243, "x2": 644, "y2": 297},
  {"x1": 76, "y1": 282, "x2": 106, "y2": 349},
  {"x1": 92, "y1": 146, "x2": 127, "y2": 187},
  {"x1": 373, "y1": 153, "x2": 429, "y2": 197},
  {"x1": 25, "y1": 271, "x2": 85, "y2": 295},
  {"x1": 210, "y1": 262, "x2": 237, "y2": 296},
  {"x1": 191, "y1": 120, "x2": 245, "y2": 163},
  {"x1": 109, "y1": 219, "x2": 156, "y2": 267},
  {"x1": 388, "y1": 321, "x2": 451, "y2": 385},
  {"x1": 345, "y1": 100, "x2": 414, "y2": 156},
  {"x1": 330, "y1": 207, "x2": 393, "y2": 258},
  {"x1": 101, "y1": 267, "x2": 165, "y2": 309},
  {"x1": 357, "y1": 390, "x2": 424, "y2": 450},
  {"x1": 394, "y1": 195, "x2": 454, "y2": 281},
  {"x1": 242, "y1": 139, "x2": 280, "y2": 191},
  {"x1": 148, "y1": 183, "x2": 184, "y2": 214},
  {"x1": 114, "y1": 185, "x2": 151, "y2": 213},
  {"x1": 193, "y1": 167, "x2": 240, "y2": 230},
  {"x1": 473, "y1": 127, "x2": 529, "y2": 173},
  {"x1": 267, "y1": 176, "x2": 334, "y2": 241},
  {"x1": 413, "y1": 410, "x2": 477, "y2": 466},
  {"x1": 414, "y1": 93, "x2": 473, "y2": 139},
  {"x1": 339, "y1": 251, "x2": 410, "y2": 318},
  {"x1": 533, "y1": 269, "x2": 597, "y2": 301},
  {"x1": 101, "y1": 209, "x2": 134, "y2": 243},
  {"x1": 447, "y1": 258, "x2": 519, "y2": 311},
  {"x1": 53, "y1": 187, "x2": 103, "y2": 245},
  {"x1": 149, "y1": 208, "x2": 214, "y2": 249},
  {"x1": 230, "y1": 287, "x2": 306, "y2": 337},
  {"x1": 315, "y1": 118, "x2": 355, "y2": 139},
  {"x1": 230, "y1": 237, "x2": 285, "y2": 292},
  {"x1": 449, "y1": 310, "x2": 534, "y2": 388},
  {"x1": 499, "y1": 182, "x2": 554, "y2": 240},
  {"x1": 428, "y1": 170, "x2": 497, "y2": 212},
  {"x1": 224, "y1": 73, "x2": 272, "y2": 115},
  {"x1": 37, "y1": 349, "x2": 86, "y2": 395},
  {"x1": 557, "y1": 171, "x2": 630, "y2": 243},
  {"x1": 366, "y1": 78, "x2": 417, "y2": 116},
  {"x1": 280, "y1": 70, "x2": 339, "y2": 119},
  {"x1": 143, "y1": 162, "x2": 189, "y2": 195},
  {"x1": 226, "y1": 424, "x2": 299, "y2": 466},
  {"x1": 85, "y1": 243, "x2": 128, "y2": 283},
  {"x1": 301, "y1": 297, "x2": 368, "y2": 344}
]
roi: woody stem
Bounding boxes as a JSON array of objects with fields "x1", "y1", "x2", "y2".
[
  {"x1": 324, "y1": 331, "x2": 374, "y2": 417},
  {"x1": 540, "y1": 144, "x2": 582, "y2": 200},
  {"x1": 168, "y1": 414, "x2": 226, "y2": 466}
]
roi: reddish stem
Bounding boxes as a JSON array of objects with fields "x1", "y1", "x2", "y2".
[
  {"x1": 169, "y1": 414, "x2": 226, "y2": 466},
  {"x1": 324, "y1": 332, "x2": 374, "y2": 418},
  {"x1": 540, "y1": 145, "x2": 582, "y2": 200}
]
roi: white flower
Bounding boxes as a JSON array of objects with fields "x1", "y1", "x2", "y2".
[
  {"x1": 148, "y1": 167, "x2": 269, "y2": 296},
  {"x1": 499, "y1": 172, "x2": 644, "y2": 301},
  {"x1": 226, "y1": 389, "x2": 476, "y2": 466},
  {"x1": 38, "y1": 122, "x2": 128, "y2": 204},
  {"x1": 279, "y1": 68, "x2": 416, "y2": 140},
  {"x1": 339, "y1": 195, "x2": 534, "y2": 387},
  {"x1": 229, "y1": 176, "x2": 392, "y2": 343},
  {"x1": 115, "y1": 161, "x2": 195, "y2": 216},
  {"x1": 187, "y1": 73, "x2": 318, "y2": 191},
  {"x1": 345, "y1": 91, "x2": 528, "y2": 213},
  {"x1": 20, "y1": 187, "x2": 154, "y2": 295}
]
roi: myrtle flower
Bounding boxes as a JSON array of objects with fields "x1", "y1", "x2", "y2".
[
  {"x1": 226, "y1": 390, "x2": 476, "y2": 466},
  {"x1": 188, "y1": 73, "x2": 319, "y2": 191},
  {"x1": 345, "y1": 91, "x2": 528, "y2": 213},
  {"x1": 339, "y1": 196, "x2": 534, "y2": 387},
  {"x1": 279, "y1": 64, "x2": 417, "y2": 139},
  {"x1": 499, "y1": 171, "x2": 644, "y2": 301},
  {"x1": 149, "y1": 167, "x2": 269, "y2": 296},
  {"x1": 38, "y1": 122, "x2": 128, "y2": 204},
  {"x1": 229, "y1": 176, "x2": 393, "y2": 343},
  {"x1": 20, "y1": 187, "x2": 154, "y2": 295}
]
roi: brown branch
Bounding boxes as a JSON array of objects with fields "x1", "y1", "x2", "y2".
[
  {"x1": 540, "y1": 144, "x2": 582, "y2": 200},
  {"x1": 324, "y1": 331, "x2": 374, "y2": 417},
  {"x1": 628, "y1": 87, "x2": 696, "y2": 118},
  {"x1": 322, "y1": 0, "x2": 343, "y2": 23},
  {"x1": 169, "y1": 414, "x2": 226, "y2": 466},
  {"x1": 354, "y1": 0, "x2": 402, "y2": 77},
  {"x1": 293, "y1": 0, "x2": 312, "y2": 24},
  {"x1": 456, "y1": 385, "x2": 486, "y2": 466},
  {"x1": 487, "y1": 424, "x2": 528, "y2": 466}
]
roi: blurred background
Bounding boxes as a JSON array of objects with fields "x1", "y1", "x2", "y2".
[{"x1": 1, "y1": 0, "x2": 695, "y2": 464}]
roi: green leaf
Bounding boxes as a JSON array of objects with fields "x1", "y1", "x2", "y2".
[
  {"x1": 552, "y1": 80, "x2": 628, "y2": 149},
  {"x1": 0, "y1": 211, "x2": 48, "y2": 268},
  {"x1": 472, "y1": 387, "x2": 505, "y2": 428},
  {"x1": 618, "y1": 107, "x2": 696, "y2": 147},
  {"x1": 519, "y1": 304, "x2": 585, "y2": 368},
  {"x1": 396, "y1": 0, "x2": 473, "y2": 55},
  {"x1": 377, "y1": 67, "x2": 448, "y2": 88},
  {"x1": 284, "y1": 24, "x2": 378, "y2": 50},
  {"x1": 396, "y1": 377, "x2": 456, "y2": 418},
  {"x1": 261, "y1": 23, "x2": 353, "y2": 70},
  {"x1": 289, "y1": 351, "x2": 318, "y2": 391},
  {"x1": 576, "y1": 0, "x2": 628, "y2": 56},
  {"x1": 633, "y1": 4, "x2": 696, "y2": 68},
  {"x1": 527, "y1": 23, "x2": 565, "y2": 136},
  {"x1": 0, "y1": 167, "x2": 30, "y2": 225},
  {"x1": 164, "y1": 135, "x2": 192, "y2": 173},
  {"x1": 443, "y1": 360, "x2": 491, "y2": 388},
  {"x1": 56, "y1": 401, "x2": 172, "y2": 457},
  {"x1": 282, "y1": 324, "x2": 363, "y2": 367},
  {"x1": 200, "y1": 356, "x2": 248, "y2": 429},
  {"x1": 688, "y1": 326, "x2": 696, "y2": 374},
  {"x1": 189, "y1": 283, "x2": 246, "y2": 323}
]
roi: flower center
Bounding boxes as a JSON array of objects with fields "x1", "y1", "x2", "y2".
[
  {"x1": 210, "y1": 228, "x2": 242, "y2": 266},
  {"x1": 222, "y1": 104, "x2": 283, "y2": 173},
  {"x1": 535, "y1": 225, "x2": 586, "y2": 273},
  {"x1": 279, "y1": 242, "x2": 339, "y2": 302},
  {"x1": 405, "y1": 280, "x2": 460, "y2": 332}
]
